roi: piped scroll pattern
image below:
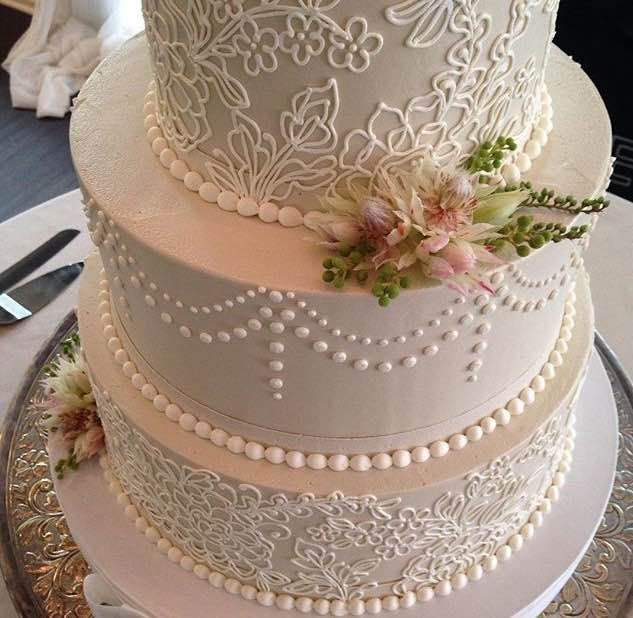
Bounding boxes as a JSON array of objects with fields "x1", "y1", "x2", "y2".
[
  {"x1": 143, "y1": 0, "x2": 554, "y2": 206},
  {"x1": 97, "y1": 382, "x2": 574, "y2": 610}
]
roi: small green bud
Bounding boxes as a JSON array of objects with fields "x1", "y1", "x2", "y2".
[
  {"x1": 387, "y1": 283, "x2": 400, "y2": 299},
  {"x1": 372, "y1": 282, "x2": 384, "y2": 297},
  {"x1": 517, "y1": 244, "x2": 531, "y2": 257},
  {"x1": 529, "y1": 235, "x2": 545, "y2": 249},
  {"x1": 332, "y1": 257, "x2": 347, "y2": 270},
  {"x1": 381, "y1": 263, "x2": 396, "y2": 276},
  {"x1": 512, "y1": 232, "x2": 525, "y2": 244},
  {"x1": 517, "y1": 215, "x2": 532, "y2": 228},
  {"x1": 338, "y1": 245, "x2": 352, "y2": 257},
  {"x1": 334, "y1": 276, "x2": 345, "y2": 289},
  {"x1": 357, "y1": 271, "x2": 369, "y2": 283},
  {"x1": 323, "y1": 258, "x2": 334, "y2": 269},
  {"x1": 400, "y1": 276, "x2": 411, "y2": 289},
  {"x1": 322, "y1": 270, "x2": 335, "y2": 283},
  {"x1": 379, "y1": 295, "x2": 390, "y2": 308},
  {"x1": 349, "y1": 250, "x2": 362, "y2": 265}
]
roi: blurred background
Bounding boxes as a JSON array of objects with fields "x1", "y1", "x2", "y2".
[{"x1": 1, "y1": 0, "x2": 632, "y2": 224}]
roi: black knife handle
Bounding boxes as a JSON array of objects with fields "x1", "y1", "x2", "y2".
[{"x1": 0, "y1": 229, "x2": 80, "y2": 294}]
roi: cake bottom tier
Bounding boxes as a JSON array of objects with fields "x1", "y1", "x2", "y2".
[{"x1": 79, "y1": 259, "x2": 594, "y2": 615}]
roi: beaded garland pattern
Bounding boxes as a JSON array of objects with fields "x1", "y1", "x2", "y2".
[
  {"x1": 84, "y1": 193, "x2": 583, "y2": 395},
  {"x1": 95, "y1": 264, "x2": 580, "y2": 472},
  {"x1": 97, "y1": 381, "x2": 576, "y2": 615}
]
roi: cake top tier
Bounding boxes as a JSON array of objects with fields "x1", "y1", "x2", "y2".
[{"x1": 142, "y1": 0, "x2": 559, "y2": 211}]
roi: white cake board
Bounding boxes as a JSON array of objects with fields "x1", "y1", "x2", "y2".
[{"x1": 53, "y1": 349, "x2": 618, "y2": 618}]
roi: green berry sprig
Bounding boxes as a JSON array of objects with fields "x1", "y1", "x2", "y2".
[
  {"x1": 44, "y1": 333, "x2": 81, "y2": 377},
  {"x1": 322, "y1": 251, "x2": 411, "y2": 307},
  {"x1": 489, "y1": 215, "x2": 590, "y2": 258},
  {"x1": 322, "y1": 245, "x2": 371, "y2": 289},
  {"x1": 54, "y1": 449, "x2": 79, "y2": 479},
  {"x1": 370, "y1": 264, "x2": 411, "y2": 307},
  {"x1": 464, "y1": 136, "x2": 517, "y2": 175},
  {"x1": 61, "y1": 332, "x2": 80, "y2": 359},
  {"x1": 521, "y1": 187, "x2": 610, "y2": 215}
]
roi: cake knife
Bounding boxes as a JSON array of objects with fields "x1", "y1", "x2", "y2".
[
  {"x1": 0, "y1": 262, "x2": 84, "y2": 326},
  {"x1": 0, "y1": 229, "x2": 80, "y2": 294}
]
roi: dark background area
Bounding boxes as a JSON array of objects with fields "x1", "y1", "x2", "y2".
[
  {"x1": 0, "y1": 2, "x2": 631, "y2": 224},
  {"x1": 0, "y1": 6, "x2": 77, "y2": 223},
  {"x1": 555, "y1": 0, "x2": 633, "y2": 199}
]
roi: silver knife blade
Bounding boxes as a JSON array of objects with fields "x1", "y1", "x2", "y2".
[
  {"x1": 0, "y1": 262, "x2": 84, "y2": 325},
  {"x1": 0, "y1": 229, "x2": 80, "y2": 294}
]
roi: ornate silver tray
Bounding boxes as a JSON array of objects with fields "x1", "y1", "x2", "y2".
[{"x1": 0, "y1": 313, "x2": 632, "y2": 617}]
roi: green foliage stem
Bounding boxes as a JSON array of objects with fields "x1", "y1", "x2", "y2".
[
  {"x1": 464, "y1": 136, "x2": 517, "y2": 174},
  {"x1": 322, "y1": 249, "x2": 410, "y2": 307}
]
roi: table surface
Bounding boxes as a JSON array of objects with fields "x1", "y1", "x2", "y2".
[{"x1": 0, "y1": 189, "x2": 631, "y2": 618}]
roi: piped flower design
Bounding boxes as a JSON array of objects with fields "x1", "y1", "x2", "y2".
[
  {"x1": 280, "y1": 13, "x2": 326, "y2": 66},
  {"x1": 328, "y1": 18, "x2": 383, "y2": 74},
  {"x1": 211, "y1": 0, "x2": 244, "y2": 23},
  {"x1": 386, "y1": 0, "x2": 455, "y2": 48},
  {"x1": 234, "y1": 19, "x2": 279, "y2": 77}
]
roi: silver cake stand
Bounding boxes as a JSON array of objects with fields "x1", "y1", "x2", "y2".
[{"x1": 0, "y1": 312, "x2": 632, "y2": 617}]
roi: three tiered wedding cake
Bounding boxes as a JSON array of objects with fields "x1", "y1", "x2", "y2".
[{"x1": 64, "y1": 0, "x2": 613, "y2": 614}]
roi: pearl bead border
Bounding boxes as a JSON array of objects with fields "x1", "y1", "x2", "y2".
[
  {"x1": 143, "y1": 83, "x2": 552, "y2": 229},
  {"x1": 96, "y1": 270, "x2": 578, "y2": 473},
  {"x1": 497, "y1": 85, "x2": 554, "y2": 185},
  {"x1": 99, "y1": 413, "x2": 575, "y2": 615}
]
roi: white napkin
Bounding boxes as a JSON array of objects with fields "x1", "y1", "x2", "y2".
[
  {"x1": 2, "y1": 0, "x2": 142, "y2": 118},
  {"x1": 84, "y1": 573, "x2": 151, "y2": 618}
]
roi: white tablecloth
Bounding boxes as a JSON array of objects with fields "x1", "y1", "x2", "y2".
[{"x1": 0, "y1": 189, "x2": 631, "y2": 617}]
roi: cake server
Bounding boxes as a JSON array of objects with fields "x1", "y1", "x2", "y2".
[
  {"x1": 0, "y1": 229, "x2": 80, "y2": 294},
  {"x1": 0, "y1": 262, "x2": 84, "y2": 326}
]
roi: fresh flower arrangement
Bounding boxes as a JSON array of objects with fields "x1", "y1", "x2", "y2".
[
  {"x1": 41, "y1": 334, "x2": 104, "y2": 478},
  {"x1": 309, "y1": 137, "x2": 609, "y2": 306}
]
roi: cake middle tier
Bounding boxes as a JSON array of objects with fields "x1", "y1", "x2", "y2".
[{"x1": 85, "y1": 247, "x2": 589, "y2": 459}]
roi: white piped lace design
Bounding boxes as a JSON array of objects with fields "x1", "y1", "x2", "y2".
[
  {"x1": 98, "y1": 381, "x2": 572, "y2": 602},
  {"x1": 143, "y1": 0, "x2": 556, "y2": 203}
]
